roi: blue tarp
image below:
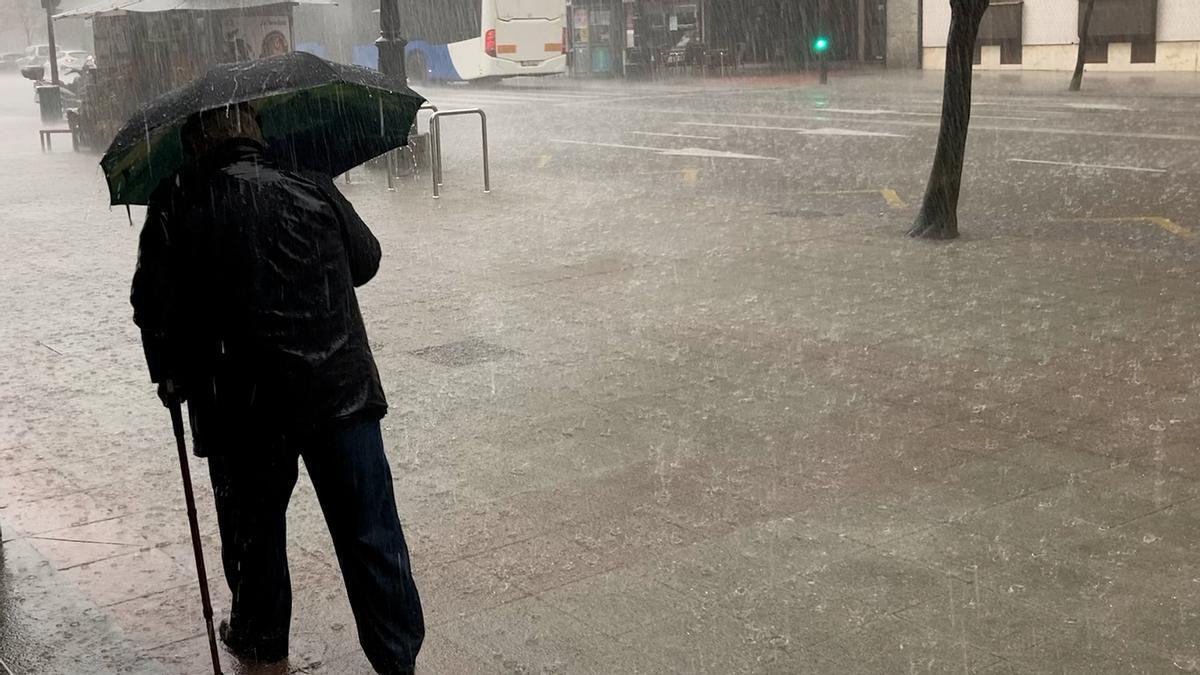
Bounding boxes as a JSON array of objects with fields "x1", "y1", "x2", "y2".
[{"x1": 352, "y1": 44, "x2": 378, "y2": 70}]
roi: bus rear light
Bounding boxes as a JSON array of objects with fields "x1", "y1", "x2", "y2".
[
  {"x1": 562, "y1": 27, "x2": 568, "y2": 54},
  {"x1": 485, "y1": 29, "x2": 497, "y2": 57}
]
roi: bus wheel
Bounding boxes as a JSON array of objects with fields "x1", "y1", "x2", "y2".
[{"x1": 407, "y1": 53, "x2": 428, "y2": 83}]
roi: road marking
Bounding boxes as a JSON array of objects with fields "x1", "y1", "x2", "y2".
[
  {"x1": 681, "y1": 168, "x2": 700, "y2": 186},
  {"x1": 812, "y1": 106, "x2": 1038, "y2": 122},
  {"x1": 813, "y1": 106, "x2": 1039, "y2": 122},
  {"x1": 423, "y1": 96, "x2": 522, "y2": 107},
  {"x1": 535, "y1": 154, "x2": 551, "y2": 168},
  {"x1": 794, "y1": 188, "x2": 907, "y2": 208},
  {"x1": 628, "y1": 131, "x2": 722, "y2": 141},
  {"x1": 804, "y1": 127, "x2": 909, "y2": 137},
  {"x1": 1057, "y1": 216, "x2": 1193, "y2": 239},
  {"x1": 680, "y1": 121, "x2": 907, "y2": 138},
  {"x1": 422, "y1": 89, "x2": 603, "y2": 103},
  {"x1": 799, "y1": 189, "x2": 881, "y2": 194},
  {"x1": 660, "y1": 147, "x2": 781, "y2": 159},
  {"x1": 424, "y1": 92, "x2": 604, "y2": 107},
  {"x1": 1147, "y1": 217, "x2": 1193, "y2": 238},
  {"x1": 549, "y1": 138, "x2": 778, "y2": 161},
  {"x1": 495, "y1": 89, "x2": 605, "y2": 99},
  {"x1": 1008, "y1": 158, "x2": 1167, "y2": 174},
  {"x1": 815, "y1": 107, "x2": 936, "y2": 116},
  {"x1": 1061, "y1": 102, "x2": 1135, "y2": 111},
  {"x1": 637, "y1": 109, "x2": 1200, "y2": 142},
  {"x1": 971, "y1": 114, "x2": 1043, "y2": 121},
  {"x1": 880, "y1": 188, "x2": 907, "y2": 209},
  {"x1": 549, "y1": 139, "x2": 653, "y2": 151}
]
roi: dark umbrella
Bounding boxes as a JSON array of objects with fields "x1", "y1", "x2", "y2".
[{"x1": 101, "y1": 51, "x2": 425, "y2": 206}]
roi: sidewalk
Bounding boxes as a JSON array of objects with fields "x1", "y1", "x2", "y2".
[
  {"x1": 0, "y1": 536, "x2": 160, "y2": 674},
  {"x1": 3, "y1": 70, "x2": 1200, "y2": 673}
]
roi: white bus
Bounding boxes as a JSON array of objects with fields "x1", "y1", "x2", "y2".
[{"x1": 403, "y1": 0, "x2": 567, "y2": 82}]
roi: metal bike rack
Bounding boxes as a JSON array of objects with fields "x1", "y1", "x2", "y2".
[
  {"x1": 419, "y1": 102, "x2": 439, "y2": 131},
  {"x1": 385, "y1": 103, "x2": 441, "y2": 192},
  {"x1": 429, "y1": 108, "x2": 490, "y2": 199}
]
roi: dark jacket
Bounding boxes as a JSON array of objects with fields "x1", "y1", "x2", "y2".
[{"x1": 131, "y1": 139, "x2": 386, "y2": 455}]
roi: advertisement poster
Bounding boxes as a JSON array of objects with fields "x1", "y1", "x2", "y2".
[
  {"x1": 573, "y1": 8, "x2": 589, "y2": 43},
  {"x1": 221, "y1": 14, "x2": 291, "y2": 61}
]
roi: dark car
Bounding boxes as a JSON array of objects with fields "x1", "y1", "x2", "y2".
[{"x1": 0, "y1": 53, "x2": 21, "y2": 72}]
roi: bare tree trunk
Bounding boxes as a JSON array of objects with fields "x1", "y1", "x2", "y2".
[
  {"x1": 19, "y1": 0, "x2": 37, "y2": 46},
  {"x1": 908, "y1": 0, "x2": 990, "y2": 240},
  {"x1": 1069, "y1": 0, "x2": 1096, "y2": 92}
]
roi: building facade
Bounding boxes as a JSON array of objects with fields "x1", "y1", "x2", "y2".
[
  {"x1": 567, "y1": 0, "x2": 922, "y2": 76},
  {"x1": 922, "y1": 0, "x2": 1200, "y2": 71}
]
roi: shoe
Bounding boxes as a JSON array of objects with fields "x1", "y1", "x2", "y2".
[{"x1": 218, "y1": 619, "x2": 288, "y2": 663}]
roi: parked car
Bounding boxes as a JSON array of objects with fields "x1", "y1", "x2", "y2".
[
  {"x1": 17, "y1": 45, "x2": 61, "y2": 69},
  {"x1": 0, "y1": 53, "x2": 21, "y2": 71},
  {"x1": 59, "y1": 50, "x2": 92, "y2": 71}
]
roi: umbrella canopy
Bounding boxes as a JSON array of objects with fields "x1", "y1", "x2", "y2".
[{"x1": 101, "y1": 51, "x2": 425, "y2": 206}]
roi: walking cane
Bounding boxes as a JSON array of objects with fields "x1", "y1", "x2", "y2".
[{"x1": 165, "y1": 380, "x2": 224, "y2": 675}]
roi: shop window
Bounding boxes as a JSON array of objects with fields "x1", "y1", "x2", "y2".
[
  {"x1": 1081, "y1": 0, "x2": 1156, "y2": 64},
  {"x1": 999, "y1": 38, "x2": 1021, "y2": 64},
  {"x1": 1131, "y1": 36, "x2": 1156, "y2": 63},
  {"x1": 975, "y1": 1, "x2": 1022, "y2": 65},
  {"x1": 1084, "y1": 39, "x2": 1108, "y2": 64},
  {"x1": 1084, "y1": 0, "x2": 1157, "y2": 39}
]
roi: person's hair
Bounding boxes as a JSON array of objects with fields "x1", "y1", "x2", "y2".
[{"x1": 180, "y1": 102, "x2": 263, "y2": 157}]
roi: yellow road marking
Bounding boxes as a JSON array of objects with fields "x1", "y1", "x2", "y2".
[
  {"x1": 1055, "y1": 216, "x2": 1194, "y2": 240},
  {"x1": 681, "y1": 168, "x2": 699, "y2": 186},
  {"x1": 536, "y1": 155, "x2": 551, "y2": 169},
  {"x1": 1145, "y1": 217, "x2": 1194, "y2": 239},
  {"x1": 797, "y1": 189, "x2": 879, "y2": 195},
  {"x1": 880, "y1": 188, "x2": 906, "y2": 209},
  {"x1": 795, "y1": 188, "x2": 907, "y2": 209}
]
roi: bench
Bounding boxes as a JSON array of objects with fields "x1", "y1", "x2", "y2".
[{"x1": 39, "y1": 128, "x2": 76, "y2": 152}]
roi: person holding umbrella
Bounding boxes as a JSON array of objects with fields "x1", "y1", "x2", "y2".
[{"x1": 117, "y1": 53, "x2": 426, "y2": 674}]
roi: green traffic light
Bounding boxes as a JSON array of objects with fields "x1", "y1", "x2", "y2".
[{"x1": 813, "y1": 37, "x2": 829, "y2": 53}]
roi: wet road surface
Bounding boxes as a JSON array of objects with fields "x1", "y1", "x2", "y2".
[{"x1": 2, "y1": 69, "x2": 1200, "y2": 672}]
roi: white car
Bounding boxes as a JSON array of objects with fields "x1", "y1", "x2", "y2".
[
  {"x1": 17, "y1": 45, "x2": 60, "y2": 69},
  {"x1": 59, "y1": 50, "x2": 92, "y2": 71}
]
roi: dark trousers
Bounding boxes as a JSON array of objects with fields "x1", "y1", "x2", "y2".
[{"x1": 207, "y1": 420, "x2": 424, "y2": 673}]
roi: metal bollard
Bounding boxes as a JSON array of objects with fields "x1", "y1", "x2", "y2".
[{"x1": 428, "y1": 108, "x2": 490, "y2": 199}]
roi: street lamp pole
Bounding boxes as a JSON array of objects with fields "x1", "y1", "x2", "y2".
[
  {"x1": 42, "y1": 0, "x2": 60, "y2": 85},
  {"x1": 377, "y1": 0, "x2": 408, "y2": 87}
]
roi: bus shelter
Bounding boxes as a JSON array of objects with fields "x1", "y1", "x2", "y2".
[{"x1": 53, "y1": 0, "x2": 331, "y2": 148}]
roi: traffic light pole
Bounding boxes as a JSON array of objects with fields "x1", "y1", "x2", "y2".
[
  {"x1": 812, "y1": 37, "x2": 829, "y2": 85},
  {"x1": 815, "y1": 0, "x2": 828, "y2": 85},
  {"x1": 377, "y1": 0, "x2": 408, "y2": 86}
]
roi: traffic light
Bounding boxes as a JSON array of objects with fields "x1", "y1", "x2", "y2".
[{"x1": 813, "y1": 36, "x2": 830, "y2": 84}]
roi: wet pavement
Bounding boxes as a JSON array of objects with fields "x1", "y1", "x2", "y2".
[
  {"x1": 2, "y1": 68, "x2": 1200, "y2": 672},
  {"x1": 0, "y1": 536, "x2": 157, "y2": 674}
]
